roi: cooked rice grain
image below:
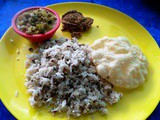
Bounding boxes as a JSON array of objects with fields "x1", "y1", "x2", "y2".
[{"x1": 25, "y1": 38, "x2": 122, "y2": 117}]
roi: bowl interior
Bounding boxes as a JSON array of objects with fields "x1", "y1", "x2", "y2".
[{"x1": 12, "y1": 6, "x2": 60, "y2": 38}]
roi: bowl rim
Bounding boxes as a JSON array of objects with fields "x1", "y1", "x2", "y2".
[{"x1": 12, "y1": 6, "x2": 60, "y2": 38}]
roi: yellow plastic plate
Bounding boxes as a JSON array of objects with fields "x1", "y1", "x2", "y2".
[{"x1": 0, "y1": 2, "x2": 160, "y2": 120}]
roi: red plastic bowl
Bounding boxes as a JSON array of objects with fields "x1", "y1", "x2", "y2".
[{"x1": 12, "y1": 7, "x2": 60, "y2": 42}]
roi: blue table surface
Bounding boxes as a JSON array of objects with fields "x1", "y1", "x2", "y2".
[{"x1": 0, "y1": 0, "x2": 159, "y2": 120}]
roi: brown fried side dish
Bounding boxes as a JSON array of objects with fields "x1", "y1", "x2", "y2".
[{"x1": 61, "y1": 10, "x2": 94, "y2": 38}]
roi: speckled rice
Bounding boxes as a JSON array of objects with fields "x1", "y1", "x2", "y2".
[{"x1": 25, "y1": 38, "x2": 122, "y2": 117}]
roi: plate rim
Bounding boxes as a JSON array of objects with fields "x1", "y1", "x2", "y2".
[{"x1": 0, "y1": 2, "x2": 160, "y2": 120}]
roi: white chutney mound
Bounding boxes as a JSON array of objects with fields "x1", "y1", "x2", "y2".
[{"x1": 91, "y1": 36, "x2": 148, "y2": 89}]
